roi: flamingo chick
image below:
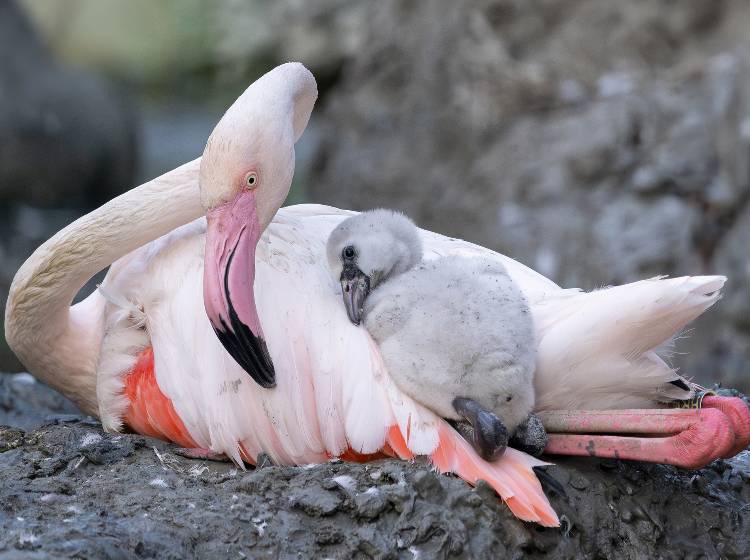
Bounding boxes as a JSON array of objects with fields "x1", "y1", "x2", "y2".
[{"x1": 326, "y1": 209, "x2": 547, "y2": 460}]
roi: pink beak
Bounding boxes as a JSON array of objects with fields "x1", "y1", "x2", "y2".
[{"x1": 204, "y1": 190, "x2": 275, "y2": 388}]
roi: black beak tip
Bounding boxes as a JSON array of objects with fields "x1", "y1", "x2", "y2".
[
  {"x1": 212, "y1": 322, "x2": 276, "y2": 389},
  {"x1": 216, "y1": 245, "x2": 276, "y2": 389},
  {"x1": 256, "y1": 377, "x2": 277, "y2": 389}
]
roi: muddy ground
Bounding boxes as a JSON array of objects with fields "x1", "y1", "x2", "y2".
[{"x1": 1, "y1": 372, "x2": 749, "y2": 559}]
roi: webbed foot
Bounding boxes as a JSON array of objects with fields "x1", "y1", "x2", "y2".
[{"x1": 452, "y1": 397, "x2": 508, "y2": 462}]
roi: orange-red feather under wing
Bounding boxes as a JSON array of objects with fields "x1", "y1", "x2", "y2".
[{"x1": 123, "y1": 347, "x2": 197, "y2": 448}]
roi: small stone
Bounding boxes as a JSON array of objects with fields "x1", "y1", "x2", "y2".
[
  {"x1": 569, "y1": 475, "x2": 589, "y2": 490},
  {"x1": 354, "y1": 488, "x2": 388, "y2": 519},
  {"x1": 289, "y1": 487, "x2": 342, "y2": 516},
  {"x1": 411, "y1": 470, "x2": 444, "y2": 500},
  {"x1": 314, "y1": 526, "x2": 345, "y2": 545}
]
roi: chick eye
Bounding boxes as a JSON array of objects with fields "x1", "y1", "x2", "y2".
[
  {"x1": 244, "y1": 172, "x2": 259, "y2": 190},
  {"x1": 343, "y1": 246, "x2": 356, "y2": 260}
]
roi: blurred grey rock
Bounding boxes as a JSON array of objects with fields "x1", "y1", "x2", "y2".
[
  {"x1": 306, "y1": 0, "x2": 750, "y2": 390},
  {"x1": 0, "y1": 373, "x2": 81, "y2": 431},
  {"x1": 0, "y1": 1, "x2": 136, "y2": 371},
  {"x1": 0, "y1": 0, "x2": 136, "y2": 207}
]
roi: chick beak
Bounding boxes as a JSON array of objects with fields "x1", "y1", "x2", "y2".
[{"x1": 340, "y1": 264, "x2": 370, "y2": 325}]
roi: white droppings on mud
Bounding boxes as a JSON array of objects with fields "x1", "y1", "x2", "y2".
[
  {"x1": 65, "y1": 505, "x2": 82, "y2": 515},
  {"x1": 18, "y1": 531, "x2": 38, "y2": 545},
  {"x1": 253, "y1": 519, "x2": 267, "y2": 536},
  {"x1": 80, "y1": 433, "x2": 103, "y2": 447},
  {"x1": 332, "y1": 475, "x2": 357, "y2": 493},
  {"x1": 16, "y1": 517, "x2": 24, "y2": 522},
  {"x1": 188, "y1": 503, "x2": 196, "y2": 509},
  {"x1": 189, "y1": 464, "x2": 208, "y2": 477},
  {"x1": 364, "y1": 487, "x2": 379, "y2": 495},
  {"x1": 149, "y1": 478, "x2": 169, "y2": 489},
  {"x1": 369, "y1": 469, "x2": 382, "y2": 481},
  {"x1": 408, "y1": 546, "x2": 421, "y2": 558}
]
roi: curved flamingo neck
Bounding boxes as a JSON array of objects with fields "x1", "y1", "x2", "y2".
[{"x1": 4, "y1": 158, "x2": 204, "y2": 414}]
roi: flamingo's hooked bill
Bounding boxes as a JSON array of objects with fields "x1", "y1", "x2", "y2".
[{"x1": 204, "y1": 190, "x2": 275, "y2": 388}]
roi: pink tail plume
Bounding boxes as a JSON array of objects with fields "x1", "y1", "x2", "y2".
[{"x1": 387, "y1": 423, "x2": 559, "y2": 527}]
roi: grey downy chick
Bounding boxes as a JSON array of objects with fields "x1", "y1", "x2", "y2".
[{"x1": 326, "y1": 209, "x2": 546, "y2": 461}]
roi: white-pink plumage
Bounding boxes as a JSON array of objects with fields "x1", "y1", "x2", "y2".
[{"x1": 5, "y1": 63, "x2": 727, "y2": 526}]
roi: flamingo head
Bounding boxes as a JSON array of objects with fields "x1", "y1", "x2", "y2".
[{"x1": 200, "y1": 63, "x2": 317, "y2": 388}]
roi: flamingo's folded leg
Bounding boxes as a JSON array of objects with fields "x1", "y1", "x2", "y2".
[
  {"x1": 700, "y1": 396, "x2": 750, "y2": 457},
  {"x1": 539, "y1": 408, "x2": 736, "y2": 469}
]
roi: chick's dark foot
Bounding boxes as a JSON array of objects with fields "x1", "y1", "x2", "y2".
[
  {"x1": 509, "y1": 413, "x2": 548, "y2": 457},
  {"x1": 452, "y1": 397, "x2": 508, "y2": 462}
]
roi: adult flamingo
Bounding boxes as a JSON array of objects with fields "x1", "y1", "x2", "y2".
[{"x1": 5, "y1": 63, "x2": 748, "y2": 527}]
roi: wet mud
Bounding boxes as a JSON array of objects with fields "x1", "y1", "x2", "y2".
[{"x1": 1, "y1": 373, "x2": 749, "y2": 559}]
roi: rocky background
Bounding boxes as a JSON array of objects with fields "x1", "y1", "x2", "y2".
[
  {"x1": 1, "y1": 0, "x2": 749, "y2": 389},
  {"x1": 2, "y1": 2, "x2": 750, "y2": 557}
]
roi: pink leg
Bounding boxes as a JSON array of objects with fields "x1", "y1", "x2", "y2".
[
  {"x1": 538, "y1": 408, "x2": 735, "y2": 469},
  {"x1": 701, "y1": 396, "x2": 750, "y2": 458},
  {"x1": 173, "y1": 447, "x2": 230, "y2": 462}
]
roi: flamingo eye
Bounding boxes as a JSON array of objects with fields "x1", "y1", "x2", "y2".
[{"x1": 244, "y1": 172, "x2": 259, "y2": 190}]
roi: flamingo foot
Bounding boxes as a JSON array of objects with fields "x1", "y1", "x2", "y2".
[
  {"x1": 701, "y1": 396, "x2": 750, "y2": 457},
  {"x1": 538, "y1": 408, "x2": 736, "y2": 469}
]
